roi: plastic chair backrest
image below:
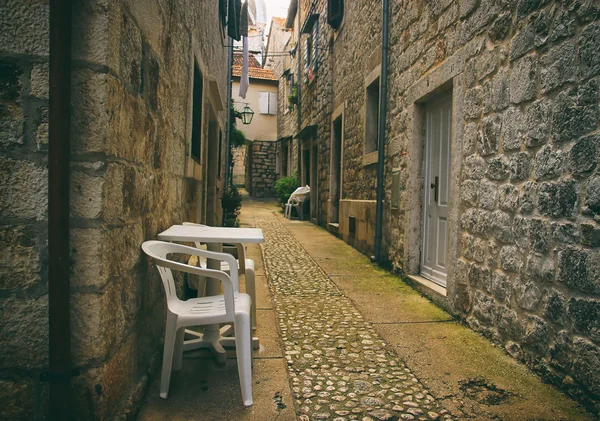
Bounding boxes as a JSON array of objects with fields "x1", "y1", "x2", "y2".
[
  {"x1": 142, "y1": 241, "x2": 238, "y2": 316},
  {"x1": 287, "y1": 186, "x2": 310, "y2": 203}
]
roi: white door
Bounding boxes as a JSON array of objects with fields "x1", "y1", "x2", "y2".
[{"x1": 421, "y1": 95, "x2": 452, "y2": 287}]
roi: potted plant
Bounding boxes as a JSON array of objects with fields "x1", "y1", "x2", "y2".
[{"x1": 287, "y1": 86, "x2": 298, "y2": 111}]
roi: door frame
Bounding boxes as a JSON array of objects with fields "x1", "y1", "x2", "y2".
[
  {"x1": 329, "y1": 102, "x2": 345, "y2": 225},
  {"x1": 420, "y1": 94, "x2": 452, "y2": 287},
  {"x1": 403, "y1": 71, "x2": 464, "y2": 299}
]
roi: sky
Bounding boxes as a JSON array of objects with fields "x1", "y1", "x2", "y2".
[{"x1": 264, "y1": 0, "x2": 289, "y2": 23}]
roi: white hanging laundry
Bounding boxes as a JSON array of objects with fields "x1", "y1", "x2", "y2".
[{"x1": 239, "y1": 36, "x2": 250, "y2": 98}]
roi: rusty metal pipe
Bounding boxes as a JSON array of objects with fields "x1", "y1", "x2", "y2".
[{"x1": 48, "y1": 0, "x2": 73, "y2": 418}]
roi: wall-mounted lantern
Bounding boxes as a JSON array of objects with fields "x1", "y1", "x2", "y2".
[{"x1": 240, "y1": 104, "x2": 255, "y2": 125}]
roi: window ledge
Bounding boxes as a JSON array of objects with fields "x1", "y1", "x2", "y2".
[
  {"x1": 185, "y1": 156, "x2": 203, "y2": 181},
  {"x1": 362, "y1": 151, "x2": 379, "y2": 167}
]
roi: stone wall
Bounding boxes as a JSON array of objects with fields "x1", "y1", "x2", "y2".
[
  {"x1": 245, "y1": 140, "x2": 277, "y2": 198},
  {"x1": 0, "y1": 1, "x2": 50, "y2": 418},
  {"x1": 282, "y1": 0, "x2": 600, "y2": 413},
  {"x1": 232, "y1": 145, "x2": 246, "y2": 186},
  {"x1": 0, "y1": 1, "x2": 228, "y2": 419}
]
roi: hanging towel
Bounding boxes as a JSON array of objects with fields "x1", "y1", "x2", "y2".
[
  {"x1": 228, "y1": 0, "x2": 241, "y2": 40},
  {"x1": 241, "y1": 0, "x2": 249, "y2": 36},
  {"x1": 239, "y1": 35, "x2": 250, "y2": 98}
]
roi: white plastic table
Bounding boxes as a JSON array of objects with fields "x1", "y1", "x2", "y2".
[{"x1": 157, "y1": 224, "x2": 264, "y2": 363}]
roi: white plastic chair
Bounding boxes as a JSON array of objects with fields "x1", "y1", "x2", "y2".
[
  {"x1": 142, "y1": 240, "x2": 253, "y2": 406},
  {"x1": 284, "y1": 185, "x2": 310, "y2": 220},
  {"x1": 182, "y1": 222, "x2": 257, "y2": 330}
]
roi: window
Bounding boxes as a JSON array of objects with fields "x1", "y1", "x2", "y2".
[
  {"x1": 328, "y1": 0, "x2": 344, "y2": 29},
  {"x1": 365, "y1": 77, "x2": 380, "y2": 153},
  {"x1": 191, "y1": 63, "x2": 203, "y2": 161},
  {"x1": 259, "y1": 92, "x2": 277, "y2": 115},
  {"x1": 302, "y1": 14, "x2": 319, "y2": 81}
]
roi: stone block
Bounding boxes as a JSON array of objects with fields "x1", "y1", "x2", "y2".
[
  {"x1": 478, "y1": 180, "x2": 497, "y2": 210},
  {"x1": 0, "y1": 60, "x2": 25, "y2": 147},
  {"x1": 501, "y1": 107, "x2": 524, "y2": 151},
  {"x1": 0, "y1": 296, "x2": 48, "y2": 369},
  {"x1": 533, "y1": 145, "x2": 563, "y2": 181},
  {"x1": 101, "y1": 333, "x2": 138, "y2": 418},
  {"x1": 461, "y1": 180, "x2": 478, "y2": 207},
  {"x1": 523, "y1": 315, "x2": 549, "y2": 354},
  {"x1": 121, "y1": 167, "x2": 156, "y2": 219},
  {"x1": 30, "y1": 62, "x2": 49, "y2": 99},
  {"x1": 550, "y1": 222, "x2": 579, "y2": 244},
  {"x1": 579, "y1": 21, "x2": 600, "y2": 79},
  {"x1": 498, "y1": 184, "x2": 519, "y2": 213},
  {"x1": 462, "y1": 155, "x2": 486, "y2": 180},
  {"x1": 102, "y1": 221, "x2": 144, "y2": 279},
  {"x1": 533, "y1": 6, "x2": 553, "y2": 47},
  {"x1": 489, "y1": 11, "x2": 512, "y2": 41},
  {"x1": 580, "y1": 223, "x2": 600, "y2": 247},
  {"x1": 71, "y1": 228, "x2": 106, "y2": 288},
  {"x1": 2, "y1": 158, "x2": 48, "y2": 221},
  {"x1": 0, "y1": 379, "x2": 35, "y2": 420},
  {"x1": 543, "y1": 289, "x2": 566, "y2": 325},
  {"x1": 71, "y1": 170, "x2": 104, "y2": 220},
  {"x1": 462, "y1": 122, "x2": 479, "y2": 157},
  {"x1": 491, "y1": 210, "x2": 513, "y2": 243},
  {"x1": 510, "y1": 54, "x2": 537, "y2": 104},
  {"x1": 540, "y1": 39, "x2": 577, "y2": 94},
  {"x1": 558, "y1": 246, "x2": 595, "y2": 294},
  {"x1": 462, "y1": 233, "x2": 474, "y2": 260},
  {"x1": 516, "y1": 0, "x2": 551, "y2": 19},
  {"x1": 515, "y1": 281, "x2": 542, "y2": 311},
  {"x1": 71, "y1": 69, "x2": 109, "y2": 154},
  {"x1": 480, "y1": 115, "x2": 501, "y2": 156},
  {"x1": 73, "y1": 1, "x2": 115, "y2": 69},
  {"x1": 509, "y1": 24, "x2": 534, "y2": 61},
  {"x1": 486, "y1": 155, "x2": 509, "y2": 181},
  {"x1": 518, "y1": 181, "x2": 537, "y2": 214},
  {"x1": 496, "y1": 305, "x2": 523, "y2": 339},
  {"x1": 567, "y1": 297, "x2": 600, "y2": 338},
  {"x1": 0, "y1": 225, "x2": 41, "y2": 290},
  {"x1": 549, "y1": 7, "x2": 575, "y2": 43},
  {"x1": 524, "y1": 254, "x2": 555, "y2": 283},
  {"x1": 119, "y1": 12, "x2": 142, "y2": 92},
  {"x1": 476, "y1": 48, "x2": 498, "y2": 81},
  {"x1": 488, "y1": 69, "x2": 510, "y2": 112},
  {"x1": 509, "y1": 151, "x2": 532, "y2": 182},
  {"x1": 524, "y1": 99, "x2": 551, "y2": 148},
  {"x1": 538, "y1": 179, "x2": 577, "y2": 218},
  {"x1": 491, "y1": 271, "x2": 510, "y2": 302},
  {"x1": 529, "y1": 218, "x2": 549, "y2": 253},
  {"x1": 552, "y1": 81, "x2": 598, "y2": 144},
  {"x1": 585, "y1": 176, "x2": 600, "y2": 214},
  {"x1": 463, "y1": 86, "x2": 482, "y2": 120},
  {"x1": 571, "y1": 338, "x2": 600, "y2": 396},
  {"x1": 103, "y1": 163, "x2": 125, "y2": 221},
  {"x1": 569, "y1": 133, "x2": 597, "y2": 176},
  {"x1": 500, "y1": 245, "x2": 522, "y2": 272},
  {"x1": 0, "y1": 0, "x2": 49, "y2": 55}
]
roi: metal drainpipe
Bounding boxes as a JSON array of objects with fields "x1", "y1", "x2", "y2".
[
  {"x1": 47, "y1": 0, "x2": 73, "y2": 418},
  {"x1": 373, "y1": 0, "x2": 390, "y2": 262},
  {"x1": 296, "y1": 0, "x2": 302, "y2": 177},
  {"x1": 224, "y1": 37, "x2": 233, "y2": 189}
]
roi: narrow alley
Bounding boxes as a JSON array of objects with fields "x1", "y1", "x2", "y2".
[{"x1": 137, "y1": 196, "x2": 591, "y2": 421}]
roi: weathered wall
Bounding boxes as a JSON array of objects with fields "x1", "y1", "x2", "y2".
[
  {"x1": 232, "y1": 78, "x2": 278, "y2": 141},
  {"x1": 0, "y1": 1, "x2": 50, "y2": 419},
  {"x1": 245, "y1": 140, "x2": 277, "y2": 198},
  {"x1": 381, "y1": 0, "x2": 600, "y2": 412},
  {"x1": 0, "y1": 0, "x2": 228, "y2": 419}
]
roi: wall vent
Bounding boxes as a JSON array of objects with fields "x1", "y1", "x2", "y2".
[{"x1": 348, "y1": 215, "x2": 356, "y2": 235}]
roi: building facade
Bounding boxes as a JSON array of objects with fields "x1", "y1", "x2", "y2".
[
  {"x1": 0, "y1": 1, "x2": 228, "y2": 419},
  {"x1": 279, "y1": 0, "x2": 600, "y2": 413}
]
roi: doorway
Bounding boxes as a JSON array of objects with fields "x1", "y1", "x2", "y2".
[
  {"x1": 310, "y1": 143, "x2": 318, "y2": 220},
  {"x1": 330, "y1": 116, "x2": 343, "y2": 223},
  {"x1": 421, "y1": 94, "x2": 452, "y2": 287}
]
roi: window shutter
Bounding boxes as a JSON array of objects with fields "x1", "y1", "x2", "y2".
[
  {"x1": 312, "y1": 20, "x2": 319, "y2": 72},
  {"x1": 328, "y1": 0, "x2": 344, "y2": 29},
  {"x1": 259, "y1": 92, "x2": 269, "y2": 114},
  {"x1": 269, "y1": 92, "x2": 277, "y2": 115}
]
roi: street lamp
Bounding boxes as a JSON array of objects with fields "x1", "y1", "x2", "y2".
[{"x1": 240, "y1": 104, "x2": 254, "y2": 125}]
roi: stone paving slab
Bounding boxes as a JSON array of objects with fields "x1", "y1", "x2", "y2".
[{"x1": 254, "y1": 211, "x2": 448, "y2": 421}]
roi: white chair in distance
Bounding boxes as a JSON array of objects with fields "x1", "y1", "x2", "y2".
[
  {"x1": 182, "y1": 222, "x2": 257, "y2": 330},
  {"x1": 142, "y1": 240, "x2": 253, "y2": 406},
  {"x1": 284, "y1": 185, "x2": 310, "y2": 220}
]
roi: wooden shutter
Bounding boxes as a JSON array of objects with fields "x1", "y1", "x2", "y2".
[
  {"x1": 269, "y1": 92, "x2": 277, "y2": 115},
  {"x1": 259, "y1": 92, "x2": 269, "y2": 114},
  {"x1": 328, "y1": 0, "x2": 344, "y2": 29}
]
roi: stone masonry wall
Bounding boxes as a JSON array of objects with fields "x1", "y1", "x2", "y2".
[
  {"x1": 246, "y1": 140, "x2": 277, "y2": 198},
  {"x1": 0, "y1": 1, "x2": 50, "y2": 419},
  {"x1": 380, "y1": 0, "x2": 600, "y2": 413},
  {"x1": 0, "y1": 1, "x2": 228, "y2": 419}
]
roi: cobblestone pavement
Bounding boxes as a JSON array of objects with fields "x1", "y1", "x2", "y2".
[{"x1": 254, "y1": 210, "x2": 452, "y2": 421}]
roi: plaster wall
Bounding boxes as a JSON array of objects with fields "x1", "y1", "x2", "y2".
[{"x1": 232, "y1": 78, "x2": 278, "y2": 141}]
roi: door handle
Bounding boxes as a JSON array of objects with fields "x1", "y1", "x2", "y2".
[{"x1": 430, "y1": 176, "x2": 439, "y2": 203}]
